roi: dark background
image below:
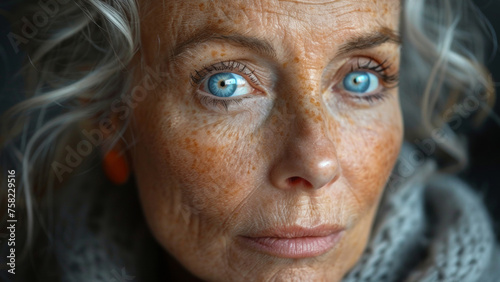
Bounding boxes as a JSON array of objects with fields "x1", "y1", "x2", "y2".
[
  {"x1": 1, "y1": 1, "x2": 499, "y2": 235},
  {"x1": 460, "y1": 0, "x2": 500, "y2": 238}
]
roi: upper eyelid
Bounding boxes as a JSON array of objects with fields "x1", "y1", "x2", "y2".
[
  {"x1": 352, "y1": 58, "x2": 391, "y2": 72},
  {"x1": 348, "y1": 58, "x2": 399, "y2": 84},
  {"x1": 191, "y1": 61, "x2": 260, "y2": 85}
]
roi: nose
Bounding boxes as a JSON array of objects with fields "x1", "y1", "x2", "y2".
[{"x1": 269, "y1": 104, "x2": 340, "y2": 191}]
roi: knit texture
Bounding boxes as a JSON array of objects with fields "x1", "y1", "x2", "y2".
[{"x1": 343, "y1": 145, "x2": 500, "y2": 282}]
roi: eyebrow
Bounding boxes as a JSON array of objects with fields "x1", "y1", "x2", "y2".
[
  {"x1": 336, "y1": 27, "x2": 401, "y2": 56},
  {"x1": 170, "y1": 30, "x2": 277, "y2": 60},
  {"x1": 169, "y1": 26, "x2": 400, "y2": 61}
]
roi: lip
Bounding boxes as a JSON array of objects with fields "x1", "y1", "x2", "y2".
[{"x1": 238, "y1": 225, "x2": 345, "y2": 259}]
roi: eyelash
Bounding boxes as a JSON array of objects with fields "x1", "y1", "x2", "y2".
[
  {"x1": 190, "y1": 58, "x2": 399, "y2": 110},
  {"x1": 190, "y1": 60, "x2": 258, "y2": 85},
  {"x1": 346, "y1": 58, "x2": 399, "y2": 104}
]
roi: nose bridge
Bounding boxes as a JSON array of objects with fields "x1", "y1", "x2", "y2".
[
  {"x1": 294, "y1": 98, "x2": 332, "y2": 144},
  {"x1": 268, "y1": 66, "x2": 340, "y2": 191},
  {"x1": 289, "y1": 92, "x2": 337, "y2": 163},
  {"x1": 286, "y1": 64, "x2": 334, "y2": 146}
]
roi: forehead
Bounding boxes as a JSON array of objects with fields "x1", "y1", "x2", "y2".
[
  {"x1": 140, "y1": 0, "x2": 400, "y2": 65},
  {"x1": 143, "y1": 0, "x2": 400, "y2": 39}
]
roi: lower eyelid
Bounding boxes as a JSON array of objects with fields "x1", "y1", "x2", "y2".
[
  {"x1": 195, "y1": 92, "x2": 258, "y2": 113},
  {"x1": 330, "y1": 81, "x2": 391, "y2": 106}
]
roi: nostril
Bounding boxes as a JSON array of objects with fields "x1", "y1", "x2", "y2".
[{"x1": 287, "y1": 176, "x2": 313, "y2": 188}]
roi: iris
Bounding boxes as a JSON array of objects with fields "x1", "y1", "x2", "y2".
[
  {"x1": 208, "y1": 73, "x2": 240, "y2": 97},
  {"x1": 343, "y1": 71, "x2": 378, "y2": 94}
]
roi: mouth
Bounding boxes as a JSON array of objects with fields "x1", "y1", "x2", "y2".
[{"x1": 238, "y1": 225, "x2": 345, "y2": 259}]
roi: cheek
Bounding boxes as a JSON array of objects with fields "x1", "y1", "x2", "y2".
[
  {"x1": 337, "y1": 103, "x2": 403, "y2": 215},
  {"x1": 131, "y1": 92, "x2": 266, "y2": 240},
  {"x1": 130, "y1": 96, "x2": 271, "y2": 277},
  {"x1": 326, "y1": 101, "x2": 402, "y2": 272},
  {"x1": 161, "y1": 129, "x2": 256, "y2": 219}
]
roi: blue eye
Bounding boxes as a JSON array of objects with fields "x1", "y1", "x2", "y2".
[
  {"x1": 342, "y1": 71, "x2": 379, "y2": 94},
  {"x1": 204, "y1": 72, "x2": 253, "y2": 98}
]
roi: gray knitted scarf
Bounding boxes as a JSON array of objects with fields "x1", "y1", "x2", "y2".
[
  {"x1": 25, "y1": 145, "x2": 500, "y2": 281},
  {"x1": 343, "y1": 150, "x2": 500, "y2": 282}
]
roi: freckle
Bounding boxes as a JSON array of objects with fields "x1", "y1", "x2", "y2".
[
  {"x1": 293, "y1": 57, "x2": 300, "y2": 63},
  {"x1": 282, "y1": 62, "x2": 288, "y2": 68},
  {"x1": 199, "y1": 3, "x2": 205, "y2": 11},
  {"x1": 221, "y1": 53, "x2": 226, "y2": 57},
  {"x1": 217, "y1": 19, "x2": 223, "y2": 24},
  {"x1": 314, "y1": 115, "x2": 322, "y2": 123},
  {"x1": 252, "y1": 166, "x2": 256, "y2": 170},
  {"x1": 211, "y1": 50, "x2": 218, "y2": 57}
]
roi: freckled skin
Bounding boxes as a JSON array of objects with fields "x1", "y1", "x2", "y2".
[{"x1": 129, "y1": 0, "x2": 402, "y2": 281}]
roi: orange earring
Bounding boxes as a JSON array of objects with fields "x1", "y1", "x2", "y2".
[{"x1": 102, "y1": 150, "x2": 130, "y2": 185}]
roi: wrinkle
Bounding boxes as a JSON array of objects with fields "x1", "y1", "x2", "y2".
[
  {"x1": 220, "y1": 184, "x2": 261, "y2": 232},
  {"x1": 278, "y1": 0, "x2": 339, "y2": 5},
  {"x1": 346, "y1": 178, "x2": 361, "y2": 205}
]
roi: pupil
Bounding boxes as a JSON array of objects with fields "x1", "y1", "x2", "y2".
[
  {"x1": 220, "y1": 80, "x2": 226, "y2": 87},
  {"x1": 354, "y1": 76, "x2": 363, "y2": 85}
]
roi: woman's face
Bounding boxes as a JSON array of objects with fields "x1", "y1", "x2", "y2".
[{"x1": 130, "y1": 0, "x2": 402, "y2": 280}]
